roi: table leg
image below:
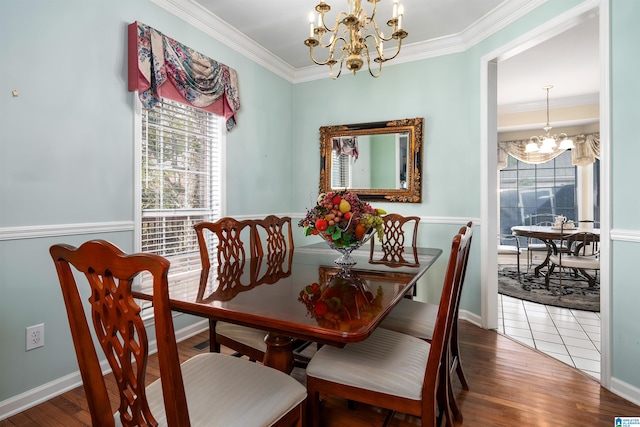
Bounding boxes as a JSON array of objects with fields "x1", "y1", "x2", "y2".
[
  {"x1": 533, "y1": 239, "x2": 556, "y2": 277},
  {"x1": 263, "y1": 333, "x2": 294, "y2": 373}
]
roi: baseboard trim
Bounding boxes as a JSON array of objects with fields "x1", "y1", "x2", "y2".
[
  {"x1": 459, "y1": 309, "x2": 482, "y2": 328},
  {"x1": 0, "y1": 318, "x2": 208, "y2": 421},
  {"x1": 610, "y1": 377, "x2": 640, "y2": 407}
]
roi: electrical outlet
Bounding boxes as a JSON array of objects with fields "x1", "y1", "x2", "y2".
[{"x1": 26, "y1": 324, "x2": 44, "y2": 351}]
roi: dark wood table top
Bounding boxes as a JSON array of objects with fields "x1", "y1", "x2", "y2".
[{"x1": 133, "y1": 243, "x2": 442, "y2": 372}]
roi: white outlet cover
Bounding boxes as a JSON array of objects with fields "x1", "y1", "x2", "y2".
[{"x1": 26, "y1": 324, "x2": 44, "y2": 351}]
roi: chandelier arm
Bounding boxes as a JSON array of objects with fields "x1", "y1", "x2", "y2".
[
  {"x1": 309, "y1": 36, "x2": 347, "y2": 66},
  {"x1": 330, "y1": 57, "x2": 344, "y2": 80},
  {"x1": 365, "y1": 48, "x2": 382, "y2": 78},
  {"x1": 362, "y1": 34, "x2": 382, "y2": 60},
  {"x1": 380, "y1": 37, "x2": 404, "y2": 62},
  {"x1": 368, "y1": 15, "x2": 394, "y2": 41},
  {"x1": 318, "y1": 10, "x2": 349, "y2": 38},
  {"x1": 368, "y1": 0, "x2": 377, "y2": 23}
]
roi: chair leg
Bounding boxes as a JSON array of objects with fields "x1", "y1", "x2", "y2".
[
  {"x1": 208, "y1": 319, "x2": 221, "y2": 353},
  {"x1": 450, "y1": 323, "x2": 469, "y2": 390},
  {"x1": 544, "y1": 264, "x2": 555, "y2": 289},
  {"x1": 437, "y1": 361, "x2": 454, "y2": 427},
  {"x1": 306, "y1": 380, "x2": 321, "y2": 427}
]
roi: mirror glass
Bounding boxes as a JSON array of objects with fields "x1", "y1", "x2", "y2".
[{"x1": 319, "y1": 118, "x2": 424, "y2": 202}]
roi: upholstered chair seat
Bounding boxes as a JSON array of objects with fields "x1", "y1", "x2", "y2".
[
  {"x1": 215, "y1": 322, "x2": 268, "y2": 353},
  {"x1": 114, "y1": 353, "x2": 305, "y2": 427},
  {"x1": 379, "y1": 298, "x2": 437, "y2": 340},
  {"x1": 306, "y1": 328, "x2": 430, "y2": 400}
]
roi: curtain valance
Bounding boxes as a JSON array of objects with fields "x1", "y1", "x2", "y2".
[
  {"x1": 498, "y1": 133, "x2": 600, "y2": 169},
  {"x1": 332, "y1": 136, "x2": 359, "y2": 160},
  {"x1": 128, "y1": 21, "x2": 240, "y2": 131}
]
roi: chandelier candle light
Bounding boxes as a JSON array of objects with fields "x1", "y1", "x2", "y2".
[
  {"x1": 304, "y1": 0, "x2": 408, "y2": 79},
  {"x1": 525, "y1": 85, "x2": 575, "y2": 154}
]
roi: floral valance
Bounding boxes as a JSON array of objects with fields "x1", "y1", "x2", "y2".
[
  {"x1": 498, "y1": 133, "x2": 600, "y2": 169},
  {"x1": 332, "y1": 136, "x2": 359, "y2": 160},
  {"x1": 128, "y1": 21, "x2": 240, "y2": 131}
]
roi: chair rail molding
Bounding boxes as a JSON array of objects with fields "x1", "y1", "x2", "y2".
[
  {"x1": 610, "y1": 228, "x2": 640, "y2": 243},
  {"x1": 0, "y1": 221, "x2": 134, "y2": 241}
]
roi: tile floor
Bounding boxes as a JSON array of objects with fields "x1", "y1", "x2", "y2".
[{"x1": 497, "y1": 293, "x2": 601, "y2": 380}]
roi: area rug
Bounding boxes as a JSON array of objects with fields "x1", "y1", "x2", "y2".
[{"x1": 498, "y1": 265, "x2": 600, "y2": 312}]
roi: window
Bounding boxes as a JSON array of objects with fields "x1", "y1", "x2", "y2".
[
  {"x1": 499, "y1": 150, "x2": 577, "y2": 244},
  {"x1": 137, "y1": 98, "x2": 223, "y2": 295},
  {"x1": 331, "y1": 151, "x2": 351, "y2": 188}
]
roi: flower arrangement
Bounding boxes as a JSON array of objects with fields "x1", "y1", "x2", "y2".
[{"x1": 299, "y1": 191, "x2": 385, "y2": 247}]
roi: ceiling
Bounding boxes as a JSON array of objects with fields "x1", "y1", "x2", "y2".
[{"x1": 189, "y1": 0, "x2": 599, "y2": 110}]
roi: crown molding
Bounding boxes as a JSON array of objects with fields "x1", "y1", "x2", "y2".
[
  {"x1": 153, "y1": 0, "x2": 546, "y2": 84},
  {"x1": 498, "y1": 92, "x2": 600, "y2": 114},
  {"x1": 296, "y1": 0, "x2": 546, "y2": 83},
  {"x1": 150, "y1": 0, "x2": 296, "y2": 82}
]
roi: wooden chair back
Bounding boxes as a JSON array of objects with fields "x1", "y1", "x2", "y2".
[
  {"x1": 253, "y1": 215, "x2": 294, "y2": 257},
  {"x1": 194, "y1": 217, "x2": 256, "y2": 268},
  {"x1": 422, "y1": 223, "x2": 473, "y2": 422},
  {"x1": 49, "y1": 240, "x2": 188, "y2": 427},
  {"x1": 369, "y1": 213, "x2": 420, "y2": 266}
]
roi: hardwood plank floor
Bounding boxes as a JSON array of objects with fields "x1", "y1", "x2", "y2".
[{"x1": 2, "y1": 321, "x2": 638, "y2": 426}]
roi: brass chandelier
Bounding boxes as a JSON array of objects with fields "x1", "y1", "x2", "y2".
[
  {"x1": 525, "y1": 85, "x2": 575, "y2": 154},
  {"x1": 304, "y1": 0, "x2": 408, "y2": 79}
]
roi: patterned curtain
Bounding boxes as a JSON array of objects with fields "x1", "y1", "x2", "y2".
[
  {"x1": 332, "y1": 136, "x2": 359, "y2": 160},
  {"x1": 128, "y1": 21, "x2": 240, "y2": 131},
  {"x1": 498, "y1": 133, "x2": 600, "y2": 169}
]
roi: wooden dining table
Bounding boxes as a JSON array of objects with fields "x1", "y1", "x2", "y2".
[
  {"x1": 511, "y1": 225, "x2": 601, "y2": 277},
  {"x1": 132, "y1": 243, "x2": 442, "y2": 373}
]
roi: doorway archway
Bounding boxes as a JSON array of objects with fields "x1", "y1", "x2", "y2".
[{"x1": 479, "y1": 2, "x2": 610, "y2": 386}]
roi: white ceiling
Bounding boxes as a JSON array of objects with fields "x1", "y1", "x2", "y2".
[
  {"x1": 187, "y1": 0, "x2": 600, "y2": 109},
  {"x1": 194, "y1": 0, "x2": 506, "y2": 69}
]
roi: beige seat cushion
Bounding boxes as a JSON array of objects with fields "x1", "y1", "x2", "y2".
[
  {"x1": 527, "y1": 243, "x2": 548, "y2": 251},
  {"x1": 216, "y1": 322, "x2": 268, "y2": 352},
  {"x1": 307, "y1": 327, "x2": 430, "y2": 400},
  {"x1": 379, "y1": 298, "x2": 437, "y2": 340},
  {"x1": 114, "y1": 353, "x2": 306, "y2": 427},
  {"x1": 549, "y1": 254, "x2": 600, "y2": 270},
  {"x1": 498, "y1": 245, "x2": 520, "y2": 255}
]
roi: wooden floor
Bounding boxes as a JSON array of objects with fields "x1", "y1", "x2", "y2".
[{"x1": 2, "y1": 321, "x2": 638, "y2": 426}]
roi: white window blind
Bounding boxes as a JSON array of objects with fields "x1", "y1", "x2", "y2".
[
  {"x1": 140, "y1": 98, "x2": 222, "y2": 288},
  {"x1": 331, "y1": 151, "x2": 351, "y2": 188}
]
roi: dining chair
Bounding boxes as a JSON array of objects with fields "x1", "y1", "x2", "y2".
[
  {"x1": 545, "y1": 224, "x2": 600, "y2": 291},
  {"x1": 369, "y1": 213, "x2": 420, "y2": 267},
  {"x1": 49, "y1": 240, "x2": 306, "y2": 427},
  {"x1": 252, "y1": 215, "x2": 313, "y2": 367},
  {"x1": 498, "y1": 233, "x2": 521, "y2": 280},
  {"x1": 376, "y1": 221, "x2": 473, "y2": 423},
  {"x1": 195, "y1": 218, "x2": 268, "y2": 361},
  {"x1": 526, "y1": 213, "x2": 555, "y2": 270},
  {"x1": 306, "y1": 224, "x2": 473, "y2": 427},
  {"x1": 253, "y1": 215, "x2": 294, "y2": 256}
]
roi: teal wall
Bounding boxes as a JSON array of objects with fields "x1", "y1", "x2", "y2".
[
  {"x1": 610, "y1": 0, "x2": 640, "y2": 390},
  {"x1": 2, "y1": 0, "x2": 640, "y2": 413},
  {"x1": 0, "y1": 0, "x2": 292, "y2": 403},
  {"x1": 369, "y1": 134, "x2": 395, "y2": 188}
]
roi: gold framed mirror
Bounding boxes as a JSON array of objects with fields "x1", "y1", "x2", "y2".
[{"x1": 319, "y1": 117, "x2": 424, "y2": 202}]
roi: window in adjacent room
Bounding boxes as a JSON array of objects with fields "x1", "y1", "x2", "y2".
[{"x1": 499, "y1": 150, "x2": 578, "y2": 244}]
